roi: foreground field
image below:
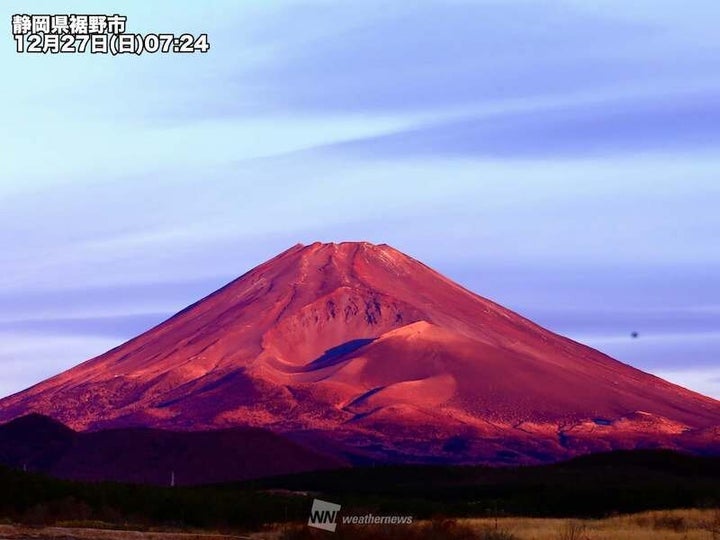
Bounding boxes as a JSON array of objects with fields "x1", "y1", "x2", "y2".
[
  {"x1": 0, "y1": 509, "x2": 717, "y2": 539},
  {"x1": 263, "y1": 509, "x2": 720, "y2": 539},
  {"x1": 462, "y1": 509, "x2": 720, "y2": 540},
  {"x1": 0, "y1": 524, "x2": 250, "y2": 540}
]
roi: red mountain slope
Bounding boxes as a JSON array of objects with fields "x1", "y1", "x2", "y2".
[{"x1": 0, "y1": 242, "x2": 718, "y2": 464}]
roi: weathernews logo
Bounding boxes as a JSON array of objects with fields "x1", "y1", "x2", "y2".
[
  {"x1": 307, "y1": 498, "x2": 413, "y2": 533},
  {"x1": 308, "y1": 499, "x2": 342, "y2": 532}
]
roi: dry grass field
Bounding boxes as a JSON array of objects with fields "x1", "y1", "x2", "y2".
[
  {"x1": 0, "y1": 509, "x2": 717, "y2": 540},
  {"x1": 262, "y1": 508, "x2": 720, "y2": 539},
  {"x1": 456, "y1": 508, "x2": 720, "y2": 539},
  {"x1": 0, "y1": 524, "x2": 252, "y2": 540}
]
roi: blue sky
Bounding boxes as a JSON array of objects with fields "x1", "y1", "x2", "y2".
[{"x1": 1, "y1": 1, "x2": 719, "y2": 399}]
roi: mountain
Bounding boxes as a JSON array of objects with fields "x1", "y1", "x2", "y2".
[
  {"x1": 0, "y1": 414, "x2": 345, "y2": 485},
  {"x1": 0, "y1": 241, "x2": 718, "y2": 465}
]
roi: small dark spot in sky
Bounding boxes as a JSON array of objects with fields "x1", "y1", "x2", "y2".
[{"x1": 631, "y1": 331, "x2": 639, "y2": 339}]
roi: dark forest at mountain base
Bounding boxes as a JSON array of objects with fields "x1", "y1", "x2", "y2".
[{"x1": 0, "y1": 450, "x2": 718, "y2": 532}]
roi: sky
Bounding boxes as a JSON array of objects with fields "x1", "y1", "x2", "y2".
[{"x1": 1, "y1": 1, "x2": 719, "y2": 399}]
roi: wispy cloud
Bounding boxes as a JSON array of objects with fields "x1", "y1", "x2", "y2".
[{"x1": 310, "y1": 89, "x2": 720, "y2": 158}]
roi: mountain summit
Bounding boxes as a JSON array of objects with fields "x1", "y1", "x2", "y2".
[{"x1": 1, "y1": 242, "x2": 718, "y2": 464}]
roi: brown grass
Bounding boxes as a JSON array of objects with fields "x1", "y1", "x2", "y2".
[
  {"x1": 274, "y1": 518, "x2": 517, "y2": 539},
  {"x1": 0, "y1": 523, "x2": 251, "y2": 540},
  {"x1": 2, "y1": 510, "x2": 720, "y2": 540},
  {"x1": 452, "y1": 509, "x2": 720, "y2": 540},
  {"x1": 256, "y1": 509, "x2": 720, "y2": 539}
]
